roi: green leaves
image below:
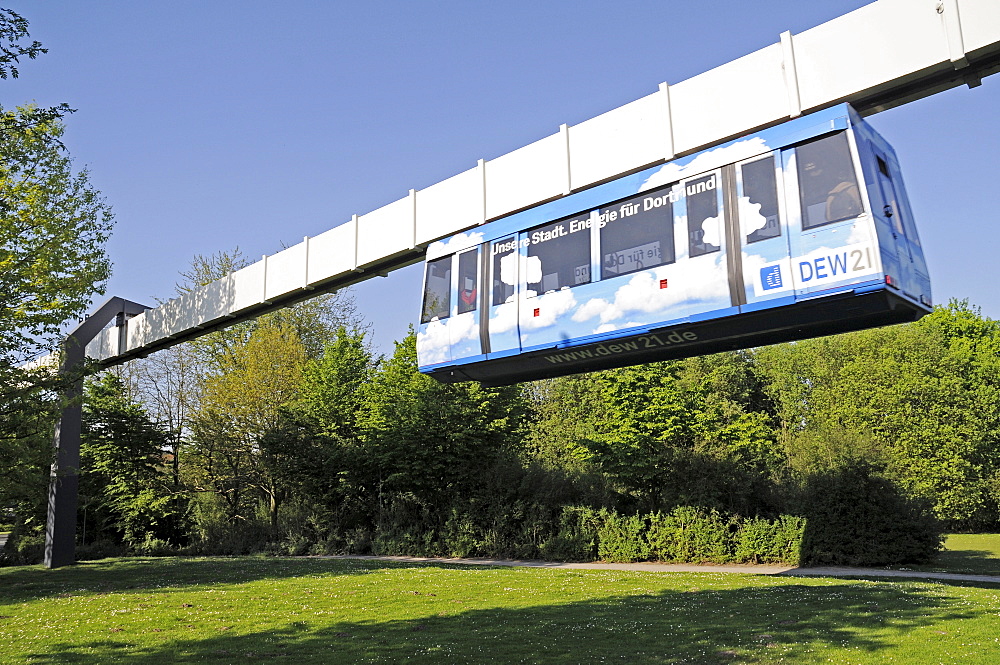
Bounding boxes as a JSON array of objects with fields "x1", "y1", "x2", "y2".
[
  {"x1": 187, "y1": 317, "x2": 308, "y2": 527},
  {"x1": 0, "y1": 16, "x2": 115, "y2": 545},
  {"x1": 797, "y1": 460, "x2": 942, "y2": 566},
  {"x1": 756, "y1": 301, "x2": 1000, "y2": 525},
  {"x1": 566, "y1": 357, "x2": 780, "y2": 514},
  {"x1": 297, "y1": 327, "x2": 374, "y2": 438},
  {"x1": 358, "y1": 331, "x2": 529, "y2": 506},
  {"x1": 0, "y1": 104, "x2": 113, "y2": 363},
  {"x1": 0, "y1": 9, "x2": 46, "y2": 80},
  {"x1": 81, "y1": 374, "x2": 173, "y2": 546}
]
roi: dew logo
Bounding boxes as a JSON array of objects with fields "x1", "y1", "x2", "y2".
[
  {"x1": 798, "y1": 244, "x2": 875, "y2": 283},
  {"x1": 760, "y1": 265, "x2": 783, "y2": 291}
]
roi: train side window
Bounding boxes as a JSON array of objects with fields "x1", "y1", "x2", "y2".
[
  {"x1": 875, "y1": 153, "x2": 907, "y2": 237},
  {"x1": 420, "y1": 255, "x2": 451, "y2": 323},
  {"x1": 457, "y1": 248, "x2": 479, "y2": 315},
  {"x1": 524, "y1": 217, "x2": 591, "y2": 296},
  {"x1": 796, "y1": 131, "x2": 863, "y2": 229},
  {"x1": 600, "y1": 188, "x2": 675, "y2": 279},
  {"x1": 877, "y1": 154, "x2": 890, "y2": 177},
  {"x1": 687, "y1": 173, "x2": 721, "y2": 257},
  {"x1": 491, "y1": 236, "x2": 517, "y2": 306},
  {"x1": 741, "y1": 156, "x2": 781, "y2": 243}
]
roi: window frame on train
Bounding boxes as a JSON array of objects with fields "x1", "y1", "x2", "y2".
[
  {"x1": 420, "y1": 254, "x2": 452, "y2": 323},
  {"x1": 795, "y1": 130, "x2": 864, "y2": 230},
  {"x1": 739, "y1": 153, "x2": 783, "y2": 244},
  {"x1": 523, "y1": 215, "x2": 592, "y2": 297},
  {"x1": 599, "y1": 185, "x2": 677, "y2": 280}
]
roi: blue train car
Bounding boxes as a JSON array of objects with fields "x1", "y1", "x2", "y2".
[{"x1": 417, "y1": 104, "x2": 931, "y2": 386}]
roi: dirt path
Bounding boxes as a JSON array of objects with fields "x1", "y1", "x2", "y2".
[{"x1": 322, "y1": 554, "x2": 1000, "y2": 584}]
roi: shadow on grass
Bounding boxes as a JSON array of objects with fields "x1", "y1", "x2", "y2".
[
  {"x1": 915, "y1": 548, "x2": 1000, "y2": 576},
  {"x1": 0, "y1": 556, "x2": 426, "y2": 604},
  {"x1": 17, "y1": 574, "x2": 985, "y2": 665}
]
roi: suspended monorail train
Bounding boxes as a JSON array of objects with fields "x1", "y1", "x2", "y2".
[{"x1": 417, "y1": 104, "x2": 931, "y2": 386}]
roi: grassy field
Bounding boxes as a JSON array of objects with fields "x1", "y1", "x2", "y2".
[
  {"x1": 1, "y1": 556, "x2": 999, "y2": 664},
  {"x1": 910, "y1": 533, "x2": 1000, "y2": 576}
]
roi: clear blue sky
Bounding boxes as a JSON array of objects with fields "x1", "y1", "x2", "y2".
[{"x1": 5, "y1": 1, "x2": 998, "y2": 355}]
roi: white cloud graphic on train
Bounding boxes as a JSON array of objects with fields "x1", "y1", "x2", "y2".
[
  {"x1": 416, "y1": 312, "x2": 479, "y2": 366},
  {"x1": 574, "y1": 254, "x2": 729, "y2": 330},
  {"x1": 739, "y1": 196, "x2": 770, "y2": 236},
  {"x1": 425, "y1": 231, "x2": 485, "y2": 260},
  {"x1": 518, "y1": 289, "x2": 578, "y2": 330},
  {"x1": 640, "y1": 138, "x2": 770, "y2": 191}
]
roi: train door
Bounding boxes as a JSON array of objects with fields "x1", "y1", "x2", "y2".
[
  {"x1": 676, "y1": 168, "x2": 734, "y2": 322},
  {"x1": 486, "y1": 235, "x2": 521, "y2": 359},
  {"x1": 884, "y1": 152, "x2": 931, "y2": 303},
  {"x1": 733, "y1": 151, "x2": 795, "y2": 309},
  {"x1": 871, "y1": 146, "x2": 920, "y2": 297},
  {"x1": 450, "y1": 247, "x2": 483, "y2": 361},
  {"x1": 418, "y1": 255, "x2": 454, "y2": 366},
  {"x1": 784, "y1": 130, "x2": 880, "y2": 299}
]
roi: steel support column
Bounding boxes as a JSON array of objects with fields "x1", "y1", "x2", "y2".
[{"x1": 44, "y1": 297, "x2": 148, "y2": 569}]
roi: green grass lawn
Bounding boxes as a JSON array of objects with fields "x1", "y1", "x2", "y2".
[
  {"x1": 909, "y1": 534, "x2": 1000, "y2": 576},
  {"x1": 1, "y1": 557, "x2": 999, "y2": 664}
]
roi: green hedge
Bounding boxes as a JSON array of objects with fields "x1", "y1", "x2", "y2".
[
  {"x1": 355, "y1": 502, "x2": 804, "y2": 565},
  {"x1": 593, "y1": 506, "x2": 804, "y2": 565},
  {"x1": 797, "y1": 462, "x2": 942, "y2": 566}
]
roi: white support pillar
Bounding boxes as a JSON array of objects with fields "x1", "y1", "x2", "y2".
[{"x1": 780, "y1": 31, "x2": 802, "y2": 118}]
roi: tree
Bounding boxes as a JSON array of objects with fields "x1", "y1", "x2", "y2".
[
  {"x1": 580, "y1": 362, "x2": 698, "y2": 509},
  {"x1": 756, "y1": 301, "x2": 1000, "y2": 526},
  {"x1": 359, "y1": 330, "x2": 528, "y2": 510},
  {"x1": 118, "y1": 249, "x2": 366, "y2": 547},
  {"x1": 0, "y1": 365, "x2": 60, "y2": 536},
  {"x1": 186, "y1": 317, "x2": 308, "y2": 534},
  {"x1": 111, "y1": 343, "x2": 200, "y2": 541},
  {"x1": 0, "y1": 11, "x2": 114, "y2": 545},
  {"x1": 0, "y1": 104, "x2": 113, "y2": 364},
  {"x1": 297, "y1": 326, "x2": 376, "y2": 439},
  {"x1": 79, "y1": 374, "x2": 174, "y2": 547},
  {"x1": 0, "y1": 8, "x2": 46, "y2": 80},
  {"x1": 576, "y1": 355, "x2": 783, "y2": 516},
  {"x1": 524, "y1": 373, "x2": 607, "y2": 472},
  {"x1": 664, "y1": 352, "x2": 782, "y2": 475},
  {"x1": 226, "y1": 326, "x2": 378, "y2": 554}
]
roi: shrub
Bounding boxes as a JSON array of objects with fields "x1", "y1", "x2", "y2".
[
  {"x1": 131, "y1": 536, "x2": 177, "y2": 557},
  {"x1": 771, "y1": 514, "x2": 806, "y2": 565},
  {"x1": 441, "y1": 510, "x2": 481, "y2": 558},
  {"x1": 797, "y1": 461, "x2": 943, "y2": 566},
  {"x1": 0, "y1": 529, "x2": 44, "y2": 566},
  {"x1": 733, "y1": 515, "x2": 805, "y2": 565},
  {"x1": 585, "y1": 506, "x2": 804, "y2": 565},
  {"x1": 539, "y1": 506, "x2": 600, "y2": 561},
  {"x1": 76, "y1": 539, "x2": 126, "y2": 561},
  {"x1": 646, "y1": 506, "x2": 733, "y2": 563},
  {"x1": 597, "y1": 510, "x2": 650, "y2": 562}
]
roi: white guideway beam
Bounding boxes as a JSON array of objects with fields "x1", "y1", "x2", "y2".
[{"x1": 85, "y1": 0, "x2": 1000, "y2": 366}]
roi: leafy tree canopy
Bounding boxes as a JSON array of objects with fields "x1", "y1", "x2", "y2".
[
  {"x1": 0, "y1": 9, "x2": 113, "y2": 529},
  {"x1": 0, "y1": 106, "x2": 113, "y2": 363},
  {"x1": 0, "y1": 8, "x2": 45, "y2": 80},
  {"x1": 81, "y1": 374, "x2": 173, "y2": 546},
  {"x1": 358, "y1": 330, "x2": 529, "y2": 507}
]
